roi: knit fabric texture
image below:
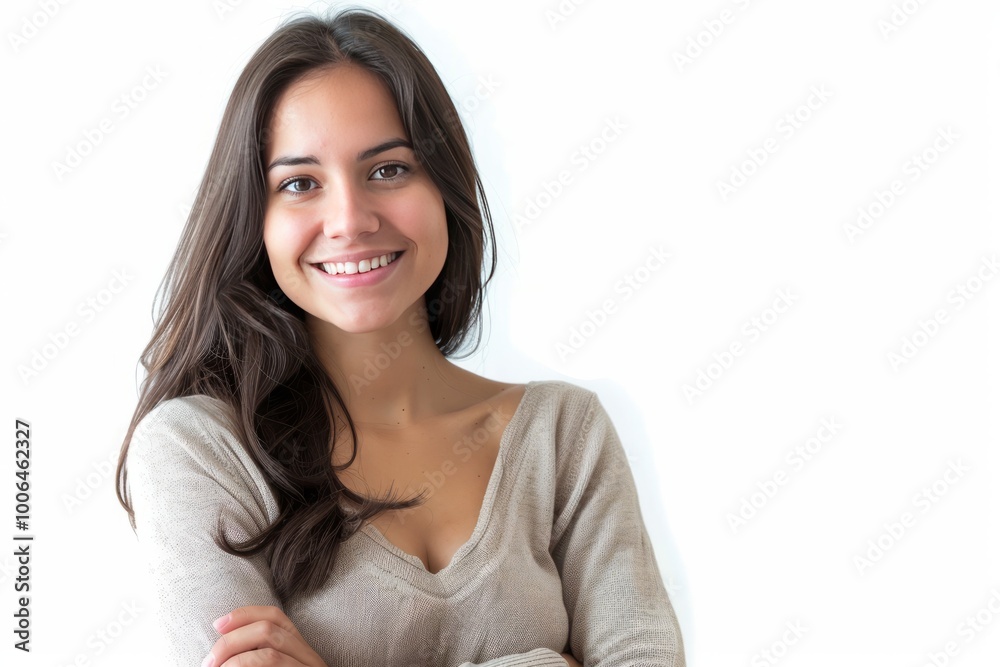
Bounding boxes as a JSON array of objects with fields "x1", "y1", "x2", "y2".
[{"x1": 127, "y1": 380, "x2": 686, "y2": 666}]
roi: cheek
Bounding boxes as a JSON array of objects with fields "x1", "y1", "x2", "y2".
[
  {"x1": 263, "y1": 212, "x2": 307, "y2": 284},
  {"x1": 405, "y1": 187, "x2": 448, "y2": 246},
  {"x1": 430, "y1": 196, "x2": 449, "y2": 253},
  {"x1": 262, "y1": 216, "x2": 283, "y2": 271}
]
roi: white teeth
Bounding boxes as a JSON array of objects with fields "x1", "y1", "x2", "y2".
[{"x1": 320, "y1": 252, "x2": 397, "y2": 276}]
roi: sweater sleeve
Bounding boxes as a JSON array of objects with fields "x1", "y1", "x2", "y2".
[
  {"x1": 550, "y1": 392, "x2": 686, "y2": 666},
  {"x1": 457, "y1": 647, "x2": 570, "y2": 666},
  {"x1": 126, "y1": 397, "x2": 284, "y2": 667}
]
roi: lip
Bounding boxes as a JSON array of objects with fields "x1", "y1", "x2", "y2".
[{"x1": 311, "y1": 251, "x2": 404, "y2": 287}]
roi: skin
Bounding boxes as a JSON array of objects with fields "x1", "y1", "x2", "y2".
[
  {"x1": 261, "y1": 62, "x2": 457, "y2": 428},
  {"x1": 203, "y1": 64, "x2": 579, "y2": 667}
]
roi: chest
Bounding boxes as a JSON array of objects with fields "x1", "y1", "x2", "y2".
[{"x1": 333, "y1": 407, "x2": 511, "y2": 575}]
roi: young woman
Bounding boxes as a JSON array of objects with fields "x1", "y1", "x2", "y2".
[{"x1": 116, "y1": 8, "x2": 685, "y2": 667}]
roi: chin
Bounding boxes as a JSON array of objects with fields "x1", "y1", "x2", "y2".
[
  {"x1": 334, "y1": 321, "x2": 392, "y2": 334},
  {"x1": 328, "y1": 311, "x2": 404, "y2": 334}
]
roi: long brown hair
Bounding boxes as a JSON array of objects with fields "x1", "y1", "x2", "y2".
[{"x1": 116, "y1": 6, "x2": 497, "y2": 603}]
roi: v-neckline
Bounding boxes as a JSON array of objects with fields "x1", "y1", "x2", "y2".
[{"x1": 359, "y1": 381, "x2": 538, "y2": 578}]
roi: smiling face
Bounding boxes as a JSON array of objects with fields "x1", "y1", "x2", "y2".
[{"x1": 262, "y1": 64, "x2": 449, "y2": 334}]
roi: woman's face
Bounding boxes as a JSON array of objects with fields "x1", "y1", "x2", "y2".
[{"x1": 262, "y1": 64, "x2": 448, "y2": 335}]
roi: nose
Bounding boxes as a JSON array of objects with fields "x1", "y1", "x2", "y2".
[{"x1": 321, "y1": 178, "x2": 380, "y2": 241}]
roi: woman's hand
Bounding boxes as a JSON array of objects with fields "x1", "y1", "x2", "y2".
[
  {"x1": 202, "y1": 605, "x2": 328, "y2": 667},
  {"x1": 560, "y1": 653, "x2": 583, "y2": 667}
]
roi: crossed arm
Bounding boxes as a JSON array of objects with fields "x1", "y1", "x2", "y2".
[
  {"x1": 195, "y1": 606, "x2": 579, "y2": 666},
  {"x1": 127, "y1": 393, "x2": 683, "y2": 666}
]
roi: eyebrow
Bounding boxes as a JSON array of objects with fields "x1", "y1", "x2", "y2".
[
  {"x1": 266, "y1": 138, "x2": 413, "y2": 173},
  {"x1": 358, "y1": 138, "x2": 412, "y2": 161}
]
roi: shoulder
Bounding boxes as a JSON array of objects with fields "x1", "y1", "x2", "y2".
[
  {"x1": 522, "y1": 380, "x2": 605, "y2": 438},
  {"x1": 524, "y1": 379, "x2": 626, "y2": 468},
  {"x1": 128, "y1": 394, "x2": 245, "y2": 474},
  {"x1": 132, "y1": 394, "x2": 235, "y2": 443},
  {"x1": 471, "y1": 379, "x2": 598, "y2": 446},
  {"x1": 519, "y1": 380, "x2": 609, "y2": 462},
  {"x1": 126, "y1": 395, "x2": 281, "y2": 535},
  {"x1": 139, "y1": 393, "x2": 231, "y2": 426},
  {"x1": 523, "y1": 379, "x2": 598, "y2": 414}
]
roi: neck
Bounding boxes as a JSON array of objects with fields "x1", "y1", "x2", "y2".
[{"x1": 306, "y1": 299, "x2": 463, "y2": 428}]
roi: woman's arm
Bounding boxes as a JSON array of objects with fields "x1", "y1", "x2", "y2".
[
  {"x1": 127, "y1": 397, "x2": 291, "y2": 666},
  {"x1": 130, "y1": 397, "x2": 571, "y2": 667},
  {"x1": 454, "y1": 648, "x2": 572, "y2": 666},
  {"x1": 550, "y1": 392, "x2": 686, "y2": 666},
  {"x1": 457, "y1": 391, "x2": 685, "y2": 667}
]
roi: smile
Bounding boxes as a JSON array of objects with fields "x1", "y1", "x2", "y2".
[{"x1": 316, "y1": 251, "x2": 401, "y2": 276}]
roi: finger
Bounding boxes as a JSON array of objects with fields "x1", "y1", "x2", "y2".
[
  {"x1": 205, "y1": 619, "x2": 315, "y2": 667},
  {"x1": 559, "y1": 653, "x2": 582, "y2": 667},
  {"x1": 218, "y1": 646, "x2": 305, "y2": 667},
  {"x1": 215, "y1": 605, "x2": 302, "y2": 640}
]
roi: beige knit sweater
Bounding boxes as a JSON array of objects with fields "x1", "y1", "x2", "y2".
[{"x1": 127, "y1": 380, "x2": 685, "y2": 666}]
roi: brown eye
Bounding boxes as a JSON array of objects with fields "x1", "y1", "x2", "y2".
[
  {"x1": 278, "y1": 177, "x2": 317, "y2": 194},
  {"x1": 371, "y1": 163, "x2": 408, "y2": 180}
]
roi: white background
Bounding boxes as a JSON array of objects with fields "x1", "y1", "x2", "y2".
[{"x1": 2, "y1": 0, "x2": 998, "y2": 665}]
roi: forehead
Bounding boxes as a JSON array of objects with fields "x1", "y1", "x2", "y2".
[{"x1": 265, "y1": 64, "x2": 406, "y2": 157}]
